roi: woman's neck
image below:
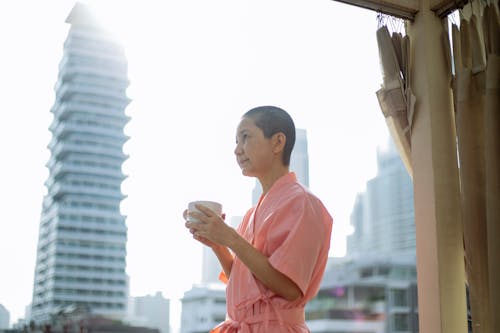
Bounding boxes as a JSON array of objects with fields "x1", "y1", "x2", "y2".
[{"x1": 258, "y1": 165, "x2": 289, "y2": 195}]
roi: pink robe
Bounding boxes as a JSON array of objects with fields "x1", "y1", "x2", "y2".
[{"x1": 212, "y1": 172, "x2": 333, "y2": 333}]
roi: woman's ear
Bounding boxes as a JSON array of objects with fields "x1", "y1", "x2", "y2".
[{"x1": 272, "y1": 132, "x2": 286, "y2": 154}]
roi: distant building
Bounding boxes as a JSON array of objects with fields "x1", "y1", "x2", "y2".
[
  {"x1": 252, "y1": 128, "x2": 309, "y2": 205},
  {"x1": 306, "y1": 255, "x2": 418, "y2": 333},
  {"x1": 31, "y1": 3, "x2": 130, "y2": 323},
  {"x1": 0, "y1": 304, "x2": 9, "y2": 329},
  {"x1": 126, "y1": 292, "x2": 170, "y2": 333},
  {"x1": 306, "y1": 138, "x2": 418, "y2": 333},
  {"x1": 180, "y1": 284, "x2": 226, "y2": 333},
  {"x1": 347, "y1": 138, "x2": 415, "y2": 257}
]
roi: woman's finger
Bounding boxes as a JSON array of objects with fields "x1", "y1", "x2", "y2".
[
  {"x1": 188, "y1": 211, "x2": 207, "y2": 222},
  {"x1": 195, "y1": 204, "x2": 216, "y2": 217}
]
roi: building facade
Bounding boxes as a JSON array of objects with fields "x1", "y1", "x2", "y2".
[
  {"x1": 31, "y1": 3, "x2": 130, "y2": 322},
  {"x1": 347, "y1": 139, "x2": 415, "y2": 257},
  {"x1": 0, "y1": 304, "x2": 9, "y2": 330},
  {"x1": 126, "y1": 292, "x2": 170, "y2": 333},
  {"x1": 180, "y1": 285, "x2": 226, "y2": 333},
  {"x1": 306, "y1": 255, "x2": 418, "y2": 333}
]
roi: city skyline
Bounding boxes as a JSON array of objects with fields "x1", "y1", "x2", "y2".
[{"x1": 0, "y1": 0, "x2": 389, "y2": 330}]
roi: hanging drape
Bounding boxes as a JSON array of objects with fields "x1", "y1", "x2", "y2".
[
  {"x1": 451, "y1": 2, "x2": 499, "y2": 332},
  {"x1": 376, "y1": 23, "x2": 415, "y2": 177},
  {"x1": 376, "y1": 1, "x2": 499, "y2": 332}
]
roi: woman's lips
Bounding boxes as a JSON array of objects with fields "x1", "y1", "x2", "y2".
[{"x1": 238, "y1": 158, "x2": 249, "y2": 166}]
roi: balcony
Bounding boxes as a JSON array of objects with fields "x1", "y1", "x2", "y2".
[
  {"x1": 50, "y1": 162, "x2": 126, "y2": 181},
  {"x1": 49, "y1": 204, "x2": 126, "y2": 221},
  {"x1": 53, "y1": 280, "x2": 127, "y2": 293},
  {"x1": 56, "y1": 82, "x2": 129, "y2": 105},
  {"x1": 56, "y1": 229, "x2": 127, "y2": 244},
  {"x1": 53, "y1": 101, "x2": 130, "y2": 124},
  {"x1": 52, "y1": 141, "x2": 127, "y2": 160},
  {"x1": 54, "y1": 268, "x2": 126, "y2": 281},
  {"x1": 49, "y1": 183, "x2": 125, "y2": 200},
  {"x1": 52, "y1": 293, "x2": 126, "y2": 304},
  {"x1": 56, "y1": 244, "x2": 126, "y2": 258},
  {"x1": 57, "y1": 219, "x2": 127, "y2": 234},
  {"x1": 54, "y1": 256, "x2": 126, "y2": 270},
  {"x1": 58, "y1": 63, "x2": 128, "y2": 84},
  {"x1": 52, "y1": 122, "x2": 128, "y2": 143}
]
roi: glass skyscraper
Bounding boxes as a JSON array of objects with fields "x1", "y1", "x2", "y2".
[
  {"x1": 347, "y1": 138, "x2": 415, "y2": 257},
  {"x1": 31, "y1": 3, "x2": 130, "y2": 322}
]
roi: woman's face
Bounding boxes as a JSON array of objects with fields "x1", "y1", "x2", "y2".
[{"x1": 234, "y1": 117, "x2": 274, "y2": 177}]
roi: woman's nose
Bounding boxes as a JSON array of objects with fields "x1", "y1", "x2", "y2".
[{"x1": 234, "y1": 143, "x2": 242, "y2": 155}]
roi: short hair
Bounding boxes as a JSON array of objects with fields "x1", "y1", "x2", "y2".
[{"x1": 243, "y1": 105, "x2": 296, "y2": 166}]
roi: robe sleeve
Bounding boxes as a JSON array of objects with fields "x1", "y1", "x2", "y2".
[{"x1": 267, "y1": 194, "x2": 332, "y2": 295}]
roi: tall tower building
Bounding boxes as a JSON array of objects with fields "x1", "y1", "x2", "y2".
[
  {"x1": 252, "y1": 128, "x2": 309, "y2": 205},
  {"x1": 347, "y1": 138, "x2": 415, "y2": 257},
  {"x1": 0, "y1": 304, "x2": 9, "y2": 330},
  {"x1": 31, "y1": 3, "x2": 130, "y2": 322}
]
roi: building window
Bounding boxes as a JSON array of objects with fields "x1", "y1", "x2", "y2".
[
  {"x1": 391, "y1": 289, "x2": 408, "y2": 307},
  {"x1": 392, "y1": 313, "x2": 409, "y2": 331}
]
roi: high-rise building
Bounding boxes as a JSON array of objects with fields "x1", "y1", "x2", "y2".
[
  {"x1": 252, "y1": 128, "x2": 309, "y2": 205},
  {"x1": 347, "y1": 139, "x2": 415, "y2": 257},
  {"x1": 0, "y1": 304, "x2": 9, "y2": 329},
  {"x1": 31, "y1": 3, "x2": 130, "y2": 322}
]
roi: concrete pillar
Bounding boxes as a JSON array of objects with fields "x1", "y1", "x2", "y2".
[
  {"x1": 406, "y1": 1, "x2": 468, "y2": 332},
  {"x1": 485, "y1": 55, "x2": 500, "y2": 333}
]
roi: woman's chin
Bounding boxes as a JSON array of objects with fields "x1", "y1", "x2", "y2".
[{"x1": 241, "y1": 169, "x2": 255, "y2": 177}]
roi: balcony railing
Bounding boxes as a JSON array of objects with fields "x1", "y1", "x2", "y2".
[
  {"x1": 54, "y1": 257, "x2": 126, "y2": 270},
  {"x1": 49, "y1": 183, "x2": 125, "y2": 200},
  {"x1": 50, "y1": 162, "x2": 125, "y2": 180},
  {"x1": 56, "y1": 230, "x2": 127, "y2": 244},
  {"x1": 56, "y1": 82, "x2": 129, "y2": 104},
  {"x1": 52, "y1": 122, "x2": 128, "y2": 142},
  {"x1": 52, "y1": 101, "x2": 130, "y2": 124},
  {"x1": 52, "y1": 141, "x2": 127, "y2": 160}
]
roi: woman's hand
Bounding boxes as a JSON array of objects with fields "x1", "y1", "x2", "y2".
[
  {"x1": 184, "y1": 206, "x2": 233, "y2": 248},
  {"x1": 183, "y1": 206, "x2": 235, "y2": 278}
]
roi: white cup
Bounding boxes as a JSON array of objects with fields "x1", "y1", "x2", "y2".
[{"x1": 187, "y1": 200, "x2": 223, "y2": 222}]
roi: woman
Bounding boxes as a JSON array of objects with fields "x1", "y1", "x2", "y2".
[{"x1": 184, "y1": 105, "x2": 333, "y2": 332}]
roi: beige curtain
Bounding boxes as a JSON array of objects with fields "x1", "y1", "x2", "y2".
[
  {"x1": 376, "y1": 24, "x2": 415, "y2": 178},
  {"x1": 376, "y1": 2, "x2": 499, "y2": 332},
  {"x1": 451, "y1": 1, "x2": 500, "y2": 332}
]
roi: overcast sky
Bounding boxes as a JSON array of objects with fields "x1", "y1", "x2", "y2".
[{"x1": 0, "y1": 0, "x2": 389, "y2": 330}]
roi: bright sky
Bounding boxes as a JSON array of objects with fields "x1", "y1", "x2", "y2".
[{"x1": 0, "y1": 0, "x2": 389, "y2": 330}]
